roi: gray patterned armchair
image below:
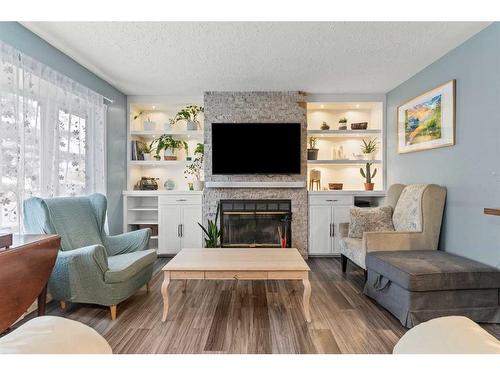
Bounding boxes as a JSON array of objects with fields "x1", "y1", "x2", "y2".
[
  {"x1": 23, "y1": 193, "x2": 157, "y2": 320},
  {"x1": 338, "y1": 184, "x2": 446, "y2": 275}
]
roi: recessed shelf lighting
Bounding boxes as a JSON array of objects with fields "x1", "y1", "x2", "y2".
[
  {"x1": 356, "y1": 104, "x2": 360, "y2": 108},
  {"x1": 320, "y1": 104, "x2": 325, "y2": 109},
  {"x1": 152, "y1": 105, "x2": 156, "y2": 109}
]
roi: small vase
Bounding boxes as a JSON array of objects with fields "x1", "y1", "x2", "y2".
[
  {"x1": 164, "y1": 179, "x2": 176, "y2": 190},
  {"x1": 186, "y1": 120, "x2": 199, "y2": 131},
  {"x1": 193, "y1": 180, "x2": 204, "y2": 191},
  {"x1": 143, "y1": 121, "x2": 155, "y2": 131},
  {"x1": 364, "y1": 183, "x2": 375, "y2": 191},
  {"x1": 307, "y1": 149, "x2": 319, "y2": 160},
  {"x1": 364, "y1": 152, "x2": 375, "y2": 160}
]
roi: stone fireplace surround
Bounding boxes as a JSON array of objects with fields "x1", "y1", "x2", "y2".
[{"x1": 203, "y1": 91, "x2": 308, "y2": 257}]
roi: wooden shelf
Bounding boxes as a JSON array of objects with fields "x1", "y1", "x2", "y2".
[
  {"x1": 307, "y1": 159, "x2": 382, "y2": 165},
  {"x1": 484, "y1": 208, "x2": 500, "y2": 216}
]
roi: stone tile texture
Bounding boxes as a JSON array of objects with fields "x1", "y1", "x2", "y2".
[{"x1": 203, "y1": 91, "x2": 308, "y2": 257}]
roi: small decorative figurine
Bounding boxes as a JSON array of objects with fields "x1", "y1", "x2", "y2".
[{"x1": 320, "y1": 121, "x2": 330, "y2": 130}]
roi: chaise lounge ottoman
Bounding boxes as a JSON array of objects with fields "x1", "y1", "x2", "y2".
[{"x1": 364, "y1": 250, "x2": 500, "y2": 328}]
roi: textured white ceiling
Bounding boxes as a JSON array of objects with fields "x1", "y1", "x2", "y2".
[{"x1": 22, "y1": 22, "x2": 489, "y2": 95}]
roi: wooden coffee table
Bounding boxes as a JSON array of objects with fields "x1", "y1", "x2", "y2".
[{"x1": 161, "y1": 248, "x2": 312, "y2": 322}]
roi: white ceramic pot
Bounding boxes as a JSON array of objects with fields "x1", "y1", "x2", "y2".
[
  {"x1": 186, "y1": 120, "x2": 199, "y2": 131},
  {"x1": 143, "y1": 121, "x2": 155, "y2": 131},
  {"x1": 193, "y1": 180, "x2": 204, "y2": 191},
  {"x1": 365, "y1": 152, "x2": 376, "y2": 160},
  {"x1": 143, "y1": 153, "x2": 152, "y2": 161}
]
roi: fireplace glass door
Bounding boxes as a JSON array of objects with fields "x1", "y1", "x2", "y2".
[{"x1": 220, "y1": 200, "x2": 291, "y2": 248}]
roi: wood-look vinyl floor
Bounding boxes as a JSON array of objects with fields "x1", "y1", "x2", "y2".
[{"x1": 23, "y1": 257, "x2": 500, "y2": 354}]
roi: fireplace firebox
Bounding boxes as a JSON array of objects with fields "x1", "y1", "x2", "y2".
[{"x1": 220, "y1": 199, "x2": 292, "y2": 248}]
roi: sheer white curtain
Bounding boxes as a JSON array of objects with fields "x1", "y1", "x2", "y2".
[{"x1": 0, "y1": 40, "x2": 106, "y2": 231}]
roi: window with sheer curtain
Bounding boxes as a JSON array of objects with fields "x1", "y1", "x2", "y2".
[{"x1": 0, "y1": 40, "x2": 106, "y2": 231}]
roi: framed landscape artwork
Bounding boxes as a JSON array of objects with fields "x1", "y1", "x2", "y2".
[{"x1": 398, "y1": 80, "x2": 455, "y2": 153}]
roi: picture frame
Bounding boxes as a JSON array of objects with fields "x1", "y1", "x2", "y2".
[{"x1": 397, "y1": 80, "x2": 455, "y2": 154}]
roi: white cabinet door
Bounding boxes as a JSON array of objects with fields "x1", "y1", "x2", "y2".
[
  {"x1": 158, "y1": 204, "x2": 181, "y2": 255},
  {"x1": 308, "y1": 205, "x2": 333, "y2": 255},
  {"x1": 180, "y1": 205, "x2": 203, "y2": 249},
  {"x1": 332, "y1": 206, "x2": 352, "y2": 255}
]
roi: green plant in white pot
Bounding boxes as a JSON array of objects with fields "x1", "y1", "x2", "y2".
[
  {"x1": 139, "y1": 141, "x2": 155, "y2": 161},
  {"x1": 184, "y1": 143, "x2": 204, "y2": 191},
  {"x1": 152, "y1": 135, "x2": 188, "y2": 161},
  {"x1": 361, "y1": 138, "x2": 378, "y2": 160},
  {"x1": 169, "y1": 105, "x2": 204, "y2": 131}
]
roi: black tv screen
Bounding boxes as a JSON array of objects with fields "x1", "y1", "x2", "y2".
[{"x1": 211, "y1": 123, "x2": 301, "y2": 174}]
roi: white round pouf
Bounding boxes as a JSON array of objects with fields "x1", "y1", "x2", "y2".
[
  {"x1": 0, "y1": 316, "x2": 112, "y2": 354},
  {"x1": 393, "y1": 316, "x2": 500, "y2": 354}
]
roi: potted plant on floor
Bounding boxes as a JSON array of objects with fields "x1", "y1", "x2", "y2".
[
  {"x1": 360, "y1": 162, "x2": 377, "y2": 190},
  {"x1": 307, "y1": 137, "x2": 319, "y2": 160},
  {"x1": 198, "y1": 204, "x2": 221, "y2": 247},
  {"x1": 169, "y1": 105, "x2": 204, "y2": 131},
  {"x1": 153, "y1": 135, "x2": 188, "y2": 160},
  {"x1": 184, "y1": 143, "x2": 204, "y2": 191},
  {"x1": 361, "y1": 138, "x2": 377, "y2": 160}
]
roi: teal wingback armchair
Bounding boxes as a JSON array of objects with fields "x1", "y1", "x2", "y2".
[{"x1": 23, "y1": 193, "x2": 157, "y2": 320}]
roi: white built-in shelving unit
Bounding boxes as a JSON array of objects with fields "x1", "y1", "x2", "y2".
[
  {"x1": 306, "y1": 99, "x2": 385, "y2": 193},
  {"x1": 124, "y1": 96, "x2": 204, "y2": 253},
  {"x1": 306, "y1": 96, "x2": 386, "y2": 256}
]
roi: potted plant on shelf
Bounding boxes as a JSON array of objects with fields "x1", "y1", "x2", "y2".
[
  {"x1": 307, "y1": 137, "x2": 319, "y2": 160},
  {"x1": 198, "y1": 204, "x2": 221, "y2": 248},
  {"x1": 360, "y1": 162, "x2": 377, "y2": 191},
  {"x1": 184, "y1": 143, "x2": 204, "y2": 191},
  {"x1": 338, "y1": 117, "x2": 348, "y2": 130},
  {"x1": 320, "y1": 121, "x2": 330, "y2": 130},
  {"x1": 152, "y1": 135, "x2": 188, "y2": 160},
  {"x1": 139, "y1": 141, "x2": 155, "y2": 161},
  {"x1": 169, "y1": 105, "x2": 204, "y2": 131},
  {"x1": 360, "y1": 138, "x2": 378, "y2": 160}
]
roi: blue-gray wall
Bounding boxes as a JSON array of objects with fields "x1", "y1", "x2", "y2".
[
  {"x1": 0, "y1": 22, "x2": 126, "y2": 234},
  {"x1": 386, "y1": 23, "x2": 500, "y2": 267}
]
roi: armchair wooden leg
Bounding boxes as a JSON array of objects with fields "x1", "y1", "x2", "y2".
[
  {"x1": 59, "y1": 301, "x2": 67, "y2": 311},
  {"x1": 110, "y1": 305, "x2": 117, "y2": 320},
  {"x1": 341, "y1": 254, "x2": 348, "y2": 273},
  {"x1": 146, "y1": 282, "x2": 150, "y2": 293}
]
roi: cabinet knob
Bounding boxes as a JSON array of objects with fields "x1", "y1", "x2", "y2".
[{"x1": 326, "y1": 199, "x2": 338, "y2": 202}]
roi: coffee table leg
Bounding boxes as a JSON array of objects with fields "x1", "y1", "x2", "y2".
[
  {"x1": 302, "y1": 277, "x2": 312, "y2": 323},
  {"x1": 161, "y1": 271, "x2": 171, "y2": 322}
]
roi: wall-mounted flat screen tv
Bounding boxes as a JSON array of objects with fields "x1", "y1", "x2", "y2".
[{"x1": 211, "y1": 123, "x2": 301, "y2": 174}]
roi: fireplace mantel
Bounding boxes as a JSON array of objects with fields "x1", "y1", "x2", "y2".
[{"x1": 205, "y1": 181, "x2": 306, "y2": 189}]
